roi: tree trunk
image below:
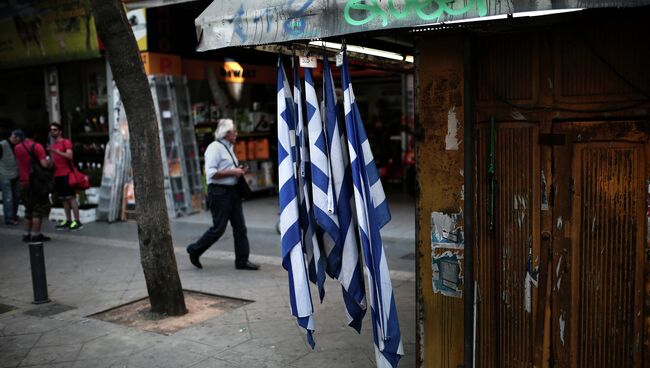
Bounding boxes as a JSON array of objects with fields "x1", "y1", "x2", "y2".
[{"x1": 89, "y1": 0, "x2": 187, "y2": 316}]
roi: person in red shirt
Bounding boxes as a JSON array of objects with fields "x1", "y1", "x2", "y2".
[
  {"x1": 48, "y1": 123, "x2": 82, "y2": 231},
  {"x1": 12, "y1": 130, "x2": 53, "y2": 242}
]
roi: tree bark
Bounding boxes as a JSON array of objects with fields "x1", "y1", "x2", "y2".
[{"x1": 90, "y1": 0, "x2": 187, "y2": 316}]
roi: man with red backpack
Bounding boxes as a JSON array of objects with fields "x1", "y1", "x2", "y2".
[
  {"x1": 12, "y1": 129, "x2": 53, "y2": 242},
  {"x1": 48, "y1": 123, "x2": 82, "y2": 231}
]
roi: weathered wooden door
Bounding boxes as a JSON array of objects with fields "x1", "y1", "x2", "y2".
[{"x1": 551, "y1": 121, "x2": 647, "y2": 368}]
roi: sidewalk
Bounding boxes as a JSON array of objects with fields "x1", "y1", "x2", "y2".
[{"x1": 0, "y1": 193, "x2": 416, "y2": 367}]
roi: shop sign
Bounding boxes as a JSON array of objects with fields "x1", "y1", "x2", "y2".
[
  {"x1": 223, "y1": 61, "x2": 245, "y2": 83},
  {"x1": 196, "y1": 0, "x2": 650, "y2": 51},
  {"x1": 182, "y1": 59, "x2": 276, "y2": 84},
  {"x1": 140, "y1": 52, "x2": 181, "y2": 75},
  {"x1": 0, "y1": 0, "x2": 101, "y2": 68}
]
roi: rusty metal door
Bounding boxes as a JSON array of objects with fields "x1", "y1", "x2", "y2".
[
  {"x1": 475, "y1": 120, "x2": 648, "y2": 367},
  {"x1": 475, "y1": 121, "x2": 540, "y2": 368},
  {"x1": 550, "y1": 121, "x2": 647, "y2": 368}
]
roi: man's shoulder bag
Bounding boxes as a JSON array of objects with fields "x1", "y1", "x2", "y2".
[{"x1": 217, "y1": 140, "x2": 252, "y2": 199}]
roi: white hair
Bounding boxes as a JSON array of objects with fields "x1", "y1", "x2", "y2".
[{"x1": 214, "y1": 119, "x2": 235, "y2": 140}]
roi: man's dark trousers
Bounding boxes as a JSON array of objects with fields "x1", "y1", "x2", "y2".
[{"x1": 187, "y1": 184, "x2": 250, "y2": 267}]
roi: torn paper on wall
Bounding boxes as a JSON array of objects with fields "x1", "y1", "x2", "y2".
[
  {"x1": 431, "y1": 249, "x2": 463, "y2": 298},
  {"x1": 431, "y1": 211, "x2": 464, "y2": 249}
]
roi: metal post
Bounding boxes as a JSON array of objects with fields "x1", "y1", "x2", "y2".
[{"x1": 28, "y1": 242, "x2": 50, "y2": 304}]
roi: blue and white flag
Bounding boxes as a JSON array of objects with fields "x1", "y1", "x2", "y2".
[
  {"x1": 341, "y1": 51, "x2": 403, "y2": 367},
  {"x1": 294, "y1": 62, "x2": 326, "y2": 301},
  {"x1": 321, "y1": 55, "x2": 367, "y2": 332},
  {"x1": 278, "y1": 58, "x2": 316, "y2": 348}
]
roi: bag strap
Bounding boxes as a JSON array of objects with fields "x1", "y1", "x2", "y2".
[
  {"x1": 22, "y1": 141, "x2": 39, "y2": 163},
  {"x1": 216, "y1": 140, "x2": 239, "y2": 167}
]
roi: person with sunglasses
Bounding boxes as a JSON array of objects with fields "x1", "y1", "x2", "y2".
[{"x1": 48, "y1": 123, "x2": 82, "y2": 231}]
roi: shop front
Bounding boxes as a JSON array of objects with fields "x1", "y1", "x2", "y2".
[
  {"x1": 0, "y1": 1, "x2": 107, "y2": 214},
  {"x1": 194, "y1": 1, "x2": 650, "y2": 367}
]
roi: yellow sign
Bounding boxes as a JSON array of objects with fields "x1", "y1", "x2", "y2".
[
  {"x1": 223, "y1": 61, "x2": 245, "y2": 83},
  {"x1": 0, "y1": 1, "x2": 101, "y2": 68}
]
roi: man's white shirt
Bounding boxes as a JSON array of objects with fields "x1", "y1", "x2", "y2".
[{"x1": 204, "y1": 139, "x2": 238, "y2": 186}]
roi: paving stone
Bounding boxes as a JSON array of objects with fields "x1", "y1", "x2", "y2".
[
  {"x1": 292, "y1": 348, "x2": 374, "y2": 368},
  {"x1": 35, "y1": 323, "x2": 108, "y2": 347},
  {"x1": 0, "y1": 303, "x2": 16, "y2": 315},
  {"x1": 71, "y1": 357, "x2": 130, "y2": 368},
  {"x1": 214, "y1": 334, "x2": 309, "y2": 366},
  {"x1": 126, "y1": 343, "x2": 206, "y2": 368},
  {"x1": 0, "y1": 333, "x2": 41, "y2": 351},
  {"x1": 187, "y1": 357, "x2": 242, "y2": 368},
  {"x1": 23, "y1": 303, "x2": 76, "y2": 317},
  {"x1": 19, "y1": 344, "x2": 81, "y2": 366},
  {"x1": 0, "y1": 315, "x2": 69, "y2": 336},
  {"x1": 76, "y1": 333, "x2": 151, "y2": 360},
  {"x1": 0, "y1": 349, "x2": 29, "y2": 368}
]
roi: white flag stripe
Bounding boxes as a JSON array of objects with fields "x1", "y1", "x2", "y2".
[
  {"x1": 370, "y1": 181, "x2": 387, "y2": 211},
  {"x1": 289, "y1": 246, "x2": 312, "y2": 316}
]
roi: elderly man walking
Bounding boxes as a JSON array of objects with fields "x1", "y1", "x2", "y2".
[{"x1": 186, "y1": 119, "x2": 259, "y2": 271}]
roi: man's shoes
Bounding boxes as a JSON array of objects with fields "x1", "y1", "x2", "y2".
[
  {"x1": 30, "y1": 234, "x2": 51, "y2": 242},
  {"x1": 69, "y1": 220, "x2": 83, "y2": 231},
  {"x1": 187, "y1": 248, "x2": 202, "y2": 269},
  {"x1": 235, "y1": 261, "x2": 260, "y2": 270},
  {"x1": 56, "y1": 220, "x2": 72, "y2": 230}
]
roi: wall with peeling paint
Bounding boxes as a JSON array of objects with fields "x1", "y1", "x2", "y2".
[{"x1": 416, "y1": 33, "x2": 466, "y2": 367}]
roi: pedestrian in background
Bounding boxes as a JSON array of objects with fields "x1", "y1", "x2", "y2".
[
  {"x1": 13, "y1": 130, "x2": 52, "y2": 242},
  {"x1": 0, "y1": 131, "x2": 20, "y2": 225},
  {"x1": 48, "y1": 123, "x2": 83, "y2": 231},
  {"x1": 186, "y1": 118, "x2": 260, "y2": 271}
]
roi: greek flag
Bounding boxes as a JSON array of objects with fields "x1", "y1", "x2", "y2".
[
  {"x1": 321, "y1": 55, "x2": 367, "y2": 332},
  {"x1": 278, "y1": 58, "x2": 316, "y2": 348},
  {"x1": 341, "y1": 51, "x2": 403, "y2": 367},
  {"x1": 294, "y1": 62, "x2": 326, "y2": 301}
]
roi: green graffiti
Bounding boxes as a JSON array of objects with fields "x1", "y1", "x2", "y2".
[
  {"x1": 344, "y1": 0, "x2": 389, "y2": 26},
  {"x1": 344, "y1": 0, "x2": 488, "y2": 27}
]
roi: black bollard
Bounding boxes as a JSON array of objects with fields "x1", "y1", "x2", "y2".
[{"x1": 28, "y1": 242, "x2": 50, "y2": 304}]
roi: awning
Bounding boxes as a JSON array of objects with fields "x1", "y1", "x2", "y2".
[{"x1": 195, "y1": 0, "x2": 650, "y2": 51}]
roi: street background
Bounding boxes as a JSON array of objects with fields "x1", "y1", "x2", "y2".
[{"x1": 0, "y1": 193, "x2": 415, "y2": 367}]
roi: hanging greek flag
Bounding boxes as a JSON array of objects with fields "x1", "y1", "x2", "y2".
[
  {"x1": 321, "y1": 55, "x2": 367, "y2": 332},
  {"x1": 341, "y1": 51, "x2": 403, "y2": 367},
  {"x1": 294, "y1": 61, "x2": 326, "y2": 301},
  {"x1": 278, "y1": 58, "x2": 316, "y2": 348}
]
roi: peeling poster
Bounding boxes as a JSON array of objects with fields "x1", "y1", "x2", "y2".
[
  {"x1": 432, "y1": 250, "x2": 463, "y2": 298},
  {"x1": 431, "y1": 212, "x2": 464, "y2": 249},
  {"x1": 431, "y1": 212, "x2": 464, "y2": 298}
]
